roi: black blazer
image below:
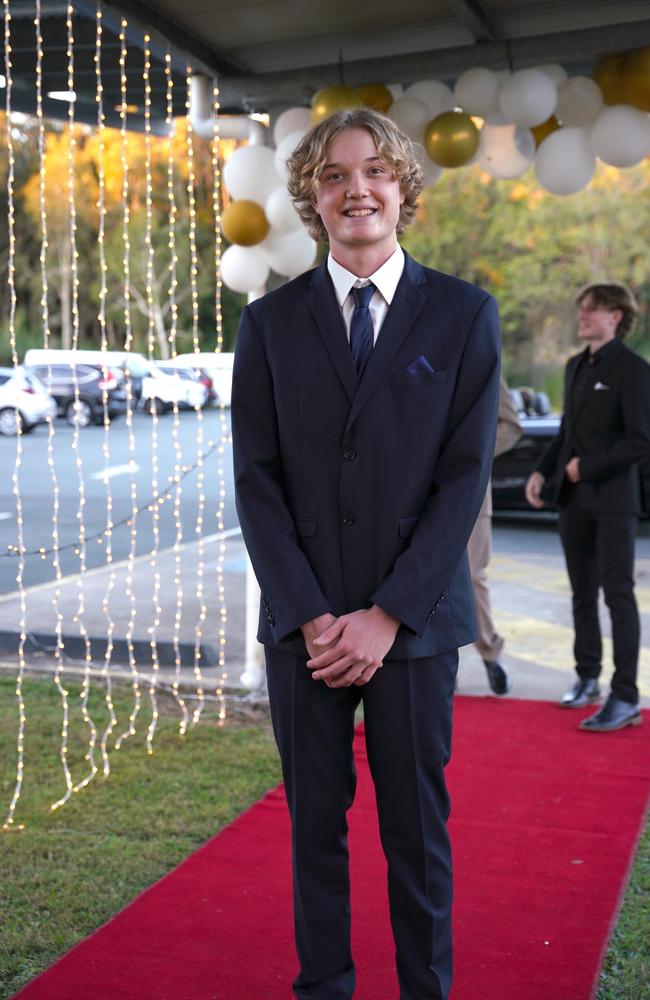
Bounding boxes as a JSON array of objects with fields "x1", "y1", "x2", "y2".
[
  {"x1": 537, "y1": 338, "x2": 650, "y2": 514},
  {"x1": 231, "y1": 252, "x2": 501, "y2": 660}
]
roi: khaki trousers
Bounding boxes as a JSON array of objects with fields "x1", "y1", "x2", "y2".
[{"x1": 467, "y1": 487, "x2": 504, "y2": 662}]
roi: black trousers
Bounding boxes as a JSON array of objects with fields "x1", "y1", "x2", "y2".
[
  {"x1": 265, "y1": 646, "x2": 458, "y2": 1000},
  {"x1": 558, "y1": 488, "x2": 640, "y2": 703}
]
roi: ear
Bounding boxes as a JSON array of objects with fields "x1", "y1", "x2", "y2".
[{"x1": 611, "y1": 308, "x2": 623, "y2": 328}]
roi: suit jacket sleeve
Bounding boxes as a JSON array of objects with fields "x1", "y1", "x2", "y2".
[
  {"x1": 535, "y1": 358, "x2": 572, "y2": 481},
  {"x1": 578, "y1": 356, "x2": 650, "y2": 482},
  {"x1": 231, "y1": 305, "x2": 331, "y2": 643},
  {"x1": 370, "y1": 294, "x2": 501, "y2": 636}
]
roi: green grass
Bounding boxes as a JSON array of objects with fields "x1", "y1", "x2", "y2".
[
  {"x1": 596, "y1": 820, "x2": 650, "y2": 1000},
  {"x1": 1, "y1": 675, "x2": 647, "y2": 999},
  {"x1": 0, "y1": 674, "x2": 280, "y2": 999}
]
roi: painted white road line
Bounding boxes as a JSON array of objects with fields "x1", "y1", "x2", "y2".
[
  {"x1": 0, "y1": 512, "x2": 14, "y2": 521},
  {"x1": 90, "y1": 463, "x2": 139, "y2": 482}
]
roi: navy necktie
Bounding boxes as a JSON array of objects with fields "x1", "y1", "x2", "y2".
[{"x1": 350, "y1": 283, "x2": 375, "y2": 377}]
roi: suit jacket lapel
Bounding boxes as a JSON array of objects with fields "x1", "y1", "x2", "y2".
[
  {"x1": 307, "y1": 262, "x2": 357, "y2": 404},
  {"x1": 346, "y1": 253, "x2": 427, "y2": 429},
  {"x1": 571, "y1": 339, "x2": 623, "y2": 423}
]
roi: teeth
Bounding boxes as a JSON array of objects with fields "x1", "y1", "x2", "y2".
[{"x1": 345, "y1": 209, "x2": 375, "y2": 216}]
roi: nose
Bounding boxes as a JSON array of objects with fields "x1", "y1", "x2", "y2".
[{"x1": 346, "y1": 171, "x2": 369, "y2": 197}]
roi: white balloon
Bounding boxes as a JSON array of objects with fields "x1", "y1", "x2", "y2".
[
  {"x1": 273, "y1": 106, "x2": 312, "y2": 146},
  {"x1": 274, "y1": 128, "x2": 308, "y2": 179},
  {"x1": 535, "y1": 127, "x2": 596, "y2": 195},
  {"x1": 499, "y1": 69, "x2": 558, "y2": 127},
  {"x1": 265, "y1": 185, "x2": 302, "y2": 232},
  {"x1": 532, "y1": 63, "x2": 568, "y2": 86},
  {"x1": 556, "y1": 77, "x2": 603, "y2": 127},
  {"x1": 421, "y1": 157, "x2": 444, "y2": 187},
  {"x1": 479, "y1": 123, "x2": 535, "y2": 178},
  {"x1": 387, "y1": 83, "x2": 404, "y2": 101},
  {"x1": 261, "y1": 228, "x2": 318, "y2": 278},
  {"x1": 453, "y1": 67, "x2": 500, "y2": 118},
  {"x1": 590, "y1": 104, "x2": 650, "y2": 168},
  {"x1": 404, "y1": 79, "x2": 455, "y2": 118},
  {"x1": 221, "y1": 244, "x2": 270, "y2": 294},
  {"x1": 387, "y1": 96, "x2": 431, "y2": 141},
  {"x1": 223, "y1": 145, "x2": 282, "y2": 205}
]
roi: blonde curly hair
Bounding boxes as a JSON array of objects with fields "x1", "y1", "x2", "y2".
[{"x1": 285, "y1": 108, "x2": 423, "y2": 245}]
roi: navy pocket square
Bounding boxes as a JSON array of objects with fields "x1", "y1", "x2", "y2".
[{"x1": 402, "y1": 356, "x2": 435, "y2": 375}]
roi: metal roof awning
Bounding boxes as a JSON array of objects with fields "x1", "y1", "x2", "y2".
[{"x1": 2, "y1": 0, "x2": 650, "y2": 124}]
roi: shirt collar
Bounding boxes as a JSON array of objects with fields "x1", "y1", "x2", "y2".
[
  {"x1": 327, "y1": 245, "x2": 405, "y2": 308},
  {"x1": 582, "y1": 336, "x2": 621, "y2": 365}
]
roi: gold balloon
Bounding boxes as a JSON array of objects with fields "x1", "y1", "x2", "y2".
[
  {"x1": 356, "y1": 82, "x2": 393, "y2": 113},
  {"x1": 424, "y1": 112, "x2": 479, "y2": 168},
  {"x1": 622, "y1": 46, "x2": 650, "y2": 111},
  {"x1": 592, "y1": 53, "x2": 626, "y2": 106},
  {"x1": 222, "y1": 199, "x2": 269, "y2": 247},
  {"x1": 311, "y1": 85, "x2": 363, "y2": 124},
  {"x1": 531, "y1": 115, "x2": 560, "y2": 147}
]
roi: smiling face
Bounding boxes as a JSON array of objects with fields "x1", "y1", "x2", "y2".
[
  {"x1": 577, "y1": 293, "x2": 622, "y2": 352},
  {"x1": 310, "y1": 127, "x2": 405, "y2": 270}
]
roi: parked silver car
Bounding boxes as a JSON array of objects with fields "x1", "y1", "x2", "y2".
[{"x1": 0, "y1": 365, "x2": 56, "y2": 436}]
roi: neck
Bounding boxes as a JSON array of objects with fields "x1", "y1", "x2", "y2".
[
  {"x1": 586, "y1": 331, "x2": 617, "y2": 355},
  {"x1": 329, "y1": 240, "x2": 398, "y2": 279}
]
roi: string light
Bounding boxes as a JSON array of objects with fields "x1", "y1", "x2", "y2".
[
  {"x1": 185, "y1": 66, "x2": 206, "y2": 728},
  {"x1": 165, "y1": 52, "x2": 190, "y2": 736},
  {"x1": 114, "y1": 17, "x2": 142, "y2": 751},
  {"x1": 144, "y1": 33, "x2": 161, "y2": 755},
  {"x1": 2, "y1": 0, "x2": 27, "y2": 833},
  {"x1": 95, "y1": 0, "x2": 117, "y2": 776},
  {"x1": 212, "y1": 78, "x2": 228, "y2": 723},
  {"x1": 61, "y1": 0, "x2": 98, "y2": 805}
]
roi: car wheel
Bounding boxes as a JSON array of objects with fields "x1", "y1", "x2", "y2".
[
  {"x1": 65, "y1": 398, "x2": 93, "y2": 428},
  {"x1": 146, "y1": 397, "x2": 166, "y2": 416},
  {"x1": 0, "y1": 407, "x2": 23, "y2": 436}
]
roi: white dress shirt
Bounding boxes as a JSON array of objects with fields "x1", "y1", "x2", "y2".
[{"x1": 327, "y1": 246, "x2": 405, "y2": 345}]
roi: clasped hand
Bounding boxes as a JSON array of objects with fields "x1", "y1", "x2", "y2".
[{"x1": 302, "y1": 607, "x2": 400, "y2": 688}]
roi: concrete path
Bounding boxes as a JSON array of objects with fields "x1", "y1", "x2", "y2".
[{"x1": 0, "y1": 527, "x2": 648, "y2": 707}]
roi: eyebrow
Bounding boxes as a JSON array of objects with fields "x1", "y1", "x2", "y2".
[{"x1": 323, "y1": 156, "x2": 383, "y2": 169}]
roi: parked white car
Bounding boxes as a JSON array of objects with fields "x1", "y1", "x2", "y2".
[
  {"x1": 143, "y1": 365, "x2": 207, "y2": 413},
  {"x1": 163, "y1": 352, "x2": 233, "y2": 406},
  {"x1": 0, "y1": 365, "x2": 57, "y2": 436}
]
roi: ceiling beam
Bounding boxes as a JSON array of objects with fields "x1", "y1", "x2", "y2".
[
  {"x1": 100, "y1": 0, "x2": 249, "y2": 78},
  {"x1": 443, "y1": 0, "x2": 501, "y2": 43},
  {"x1": 213, "y1": 18, "x2": 650, "y2": 110}
]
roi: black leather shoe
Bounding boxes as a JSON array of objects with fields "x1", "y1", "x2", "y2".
[
  {"x1": 484, "y1": 660, "x2": 511, "y2": 696},
  {"x1": 560, "y1": 678, "x2": 601, "y2": 708},
  {"x1": 579, "y1": 696, "x2": 643, "y2": 732}
]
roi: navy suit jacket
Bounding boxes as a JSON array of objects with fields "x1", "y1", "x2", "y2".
[
  {"x1": 231, "y1": 251, "x2": 501, "y2": 660},
  {"x1": 537, "y1": 339, "x2": 650, "y2": 514}
]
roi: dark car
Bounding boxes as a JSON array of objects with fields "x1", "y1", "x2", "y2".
[
  {"x1": 25, "y1": 363, "x2": 128, "y2": 428},
  {"x1": 492, "y1": 390, "x2": 650, "y2": 517}
]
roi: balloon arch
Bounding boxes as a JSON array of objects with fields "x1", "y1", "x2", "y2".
[{"x1": 219, "y1": 50, "x2": 650, "y2": 295}]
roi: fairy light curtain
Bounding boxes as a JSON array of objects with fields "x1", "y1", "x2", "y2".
[{"x1": 2, "y1": 0, "x2": 229, "y2": 831}]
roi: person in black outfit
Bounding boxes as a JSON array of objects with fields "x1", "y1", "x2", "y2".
[{"x1": 526, "y1": 282, "x2": 650, "y2": 732}]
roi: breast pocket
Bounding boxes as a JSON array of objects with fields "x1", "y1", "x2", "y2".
[{"x1": 389, "y1": 370, "x2": 448, "y2": 386}]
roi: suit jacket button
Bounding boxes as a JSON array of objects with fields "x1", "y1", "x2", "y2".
[
  {"x1": 343, "y1": 448, "x2": 357, "y2": 461},
  {"x1": 342, "y1": 511, "x2": 356, "y2": 525}
]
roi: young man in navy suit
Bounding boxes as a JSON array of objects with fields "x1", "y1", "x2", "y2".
[
  {"x1": 526, "y1": 283, "x2": 650, "y2": 732},
  {"x1": 232, "y1": 109, "x2": 501, "y2": 1000}
]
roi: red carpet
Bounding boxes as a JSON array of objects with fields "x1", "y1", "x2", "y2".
[{"x1": 14, "y1": 697, "x2": 649, "y2": 1000}]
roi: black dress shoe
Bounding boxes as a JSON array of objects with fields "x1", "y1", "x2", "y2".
[
  {"x1": 560, "y1": 678, "x2": 601, "y2": 708},
  {"x1": 579, "y1": 695, "x2": 643, "y2": 732},
  {"x1": 484, "y1": 660, "x2": 511, "y2": 696}
]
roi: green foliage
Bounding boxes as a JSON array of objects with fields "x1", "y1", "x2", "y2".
[{"x1": 402, "y1": 159, "x2": 650, "y2": 387}]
